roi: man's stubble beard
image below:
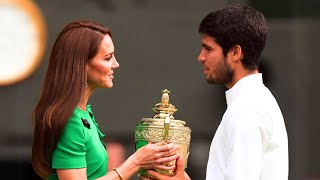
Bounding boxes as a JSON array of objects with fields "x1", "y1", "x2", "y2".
[{"x1": 206, "y1": 59, "x2": 234, "y2": 85}]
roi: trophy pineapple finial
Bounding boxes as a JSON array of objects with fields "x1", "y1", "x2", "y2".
[
  {"x1": 161, "y1": 89, "x2": 170, "y2": 105},
  {"x1": 152, "y1": 89, "x2": 177, "y2": 119}
]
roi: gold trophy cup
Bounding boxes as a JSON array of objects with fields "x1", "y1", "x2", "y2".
[{"x1": 135, "y1": 89, "x2": 191, "y2": 177}]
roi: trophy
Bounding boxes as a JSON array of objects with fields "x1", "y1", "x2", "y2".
[{"x1": 135, "y1": 89, "x2": 191, "y2": 177}]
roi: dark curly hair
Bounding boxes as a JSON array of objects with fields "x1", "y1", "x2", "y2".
[{"x1": 199, "y1": 4, "x2": 268, "y2": 71}]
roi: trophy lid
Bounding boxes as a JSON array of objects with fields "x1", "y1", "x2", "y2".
[{"x1": 152, "y1": 89, "x2": 177, "y2": 119}]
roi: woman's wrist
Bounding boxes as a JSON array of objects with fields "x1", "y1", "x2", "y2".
[
  {"x1": 115, "y1": 154, "x2": 140, "y2": 179},
  {"x1": 127, "y1": 153, "x2": 140, "y2": 170},
  {"x1": 113, "y1": 168, "x2": 124, "y2": 180}
]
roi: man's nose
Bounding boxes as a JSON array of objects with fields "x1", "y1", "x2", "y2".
[{"x1": 198, "y1": 51, "x2": 205, "y2": 63}]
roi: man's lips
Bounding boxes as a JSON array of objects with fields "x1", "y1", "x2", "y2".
[{"x1": 203, "y1": 66, "x2": 209, "y2": 73}]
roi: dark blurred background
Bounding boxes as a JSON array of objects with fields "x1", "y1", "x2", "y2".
[{"x1": 0, "y1": 0, "x2": 319, "y2": 179}]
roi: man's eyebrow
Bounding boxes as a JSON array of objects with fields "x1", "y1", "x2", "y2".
[{"x1": 202, "y1": 43, "x2": 212, "y2": 49}]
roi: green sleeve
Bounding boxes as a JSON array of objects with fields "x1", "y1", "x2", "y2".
[{"x1": 52, "y1": 115, "x2": 87, "y2": 169}]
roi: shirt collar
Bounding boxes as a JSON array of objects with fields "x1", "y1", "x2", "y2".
[{"x1": 225, "y1": 73, "x2": 263, "y2": 105}]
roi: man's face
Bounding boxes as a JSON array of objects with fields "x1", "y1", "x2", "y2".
[{"x1": 198, "y1": 34, "x2": 233, "y2": 85}]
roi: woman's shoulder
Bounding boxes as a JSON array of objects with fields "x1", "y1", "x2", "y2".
[
  {"x1": 63, "y1": 105, "x2": 94, "y2": 133},
  {"x1": 57, "y1": 108, "x2": 88, "y2": 143},
  {"x1": 61, "y1": 108, "x2": 88, "y2": 134},
  {"x1": 68, "y1": 107, "x2": 90, "y2": 123}
]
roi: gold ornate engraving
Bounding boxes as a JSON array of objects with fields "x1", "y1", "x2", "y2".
[{"x1": 135, "y1": 126, "x2": 191, "y2": 144}]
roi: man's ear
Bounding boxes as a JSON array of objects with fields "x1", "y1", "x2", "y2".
[{"x1": 230, "y1": 45, "x2": 243, "y2": 62}]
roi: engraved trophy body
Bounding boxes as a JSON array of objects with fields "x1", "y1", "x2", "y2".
[{"x1": 135, "y1": 89, "x2": 191, "y2": 177}]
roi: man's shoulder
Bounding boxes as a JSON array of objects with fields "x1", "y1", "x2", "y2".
[{"x1": 226, "y1": 104, "x2": 261, "y2": 121}]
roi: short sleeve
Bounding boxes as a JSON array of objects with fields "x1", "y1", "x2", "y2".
[{"x1": 52, "y1": 116, "x2": 87, "y2": 169}]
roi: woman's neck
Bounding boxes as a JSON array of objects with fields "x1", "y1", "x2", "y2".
[{"x1": 78, "y1": 87, "x2": 94, "y2": 111}]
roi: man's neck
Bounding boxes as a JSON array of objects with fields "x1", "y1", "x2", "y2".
[{"x1": 226, "y1": 69, "x2": 259, "y2": 89}]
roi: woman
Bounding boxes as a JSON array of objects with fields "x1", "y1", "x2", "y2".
[{"x1": 32, "y1": 20, "x2": 179, "y2": 180}]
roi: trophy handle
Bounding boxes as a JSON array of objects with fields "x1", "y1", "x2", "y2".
[{"x1": 163, "y1": 116, "x2": 170, "y2": 143}]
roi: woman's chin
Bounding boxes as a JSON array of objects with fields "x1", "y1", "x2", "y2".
[{"x1": 105, "y1": 83, "x2": 113, "y2": 89}]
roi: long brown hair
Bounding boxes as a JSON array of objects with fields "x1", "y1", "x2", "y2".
[{"x1": 32, "y1": 20, "x2": 111, "y2": 179}]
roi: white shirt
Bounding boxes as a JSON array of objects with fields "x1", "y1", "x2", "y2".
[{"x1": 206, "y1": 73, "x2": 288, "y2": 180}]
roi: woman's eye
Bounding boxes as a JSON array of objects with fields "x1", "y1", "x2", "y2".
[{"x1": 105, "y1": 57, "x2": 112, "y2": 61}]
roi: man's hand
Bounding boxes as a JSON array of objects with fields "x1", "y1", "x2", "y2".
[{"x1": 139, "y1": 155, "x2": 191, "y2": 180}]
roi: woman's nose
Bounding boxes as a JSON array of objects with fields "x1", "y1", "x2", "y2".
[{"x1": 112, "y1": 57, "x2": 119, "y2": 69}]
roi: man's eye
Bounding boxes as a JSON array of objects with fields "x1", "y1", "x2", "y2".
[{"x1": 202, "y1": 45, "x2": 211, "y2": 51}]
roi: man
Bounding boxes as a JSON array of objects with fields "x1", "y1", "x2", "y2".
[
  {"x1": 198, "y1": 5, "x2": 288, "y2": 179},
  {"x1": 143, "y1": 4, "x2": 288, "y2": 180}
]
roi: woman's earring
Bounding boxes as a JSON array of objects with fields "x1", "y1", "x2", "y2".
[{"x1": 85, "y1": 82, "x2": 88, "y2": 87}]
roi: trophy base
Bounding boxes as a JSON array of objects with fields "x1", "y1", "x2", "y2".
[{"x1": 139, "y1": 168, "x2": 176, "y2": 178}]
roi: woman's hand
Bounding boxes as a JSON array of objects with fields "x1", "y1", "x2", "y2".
[
  {"x1": 95, "y1": 142, "x2": 180, "y2": 180},
  {"x1": 139, "y1": 155, "x2": 191, "y2": 180},
  {"x1": 133, "y1": 142, "x2": 180, "y2": 170}
]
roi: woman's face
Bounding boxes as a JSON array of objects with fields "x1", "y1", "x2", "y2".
[{"x1": 86, "y1": 34, "x2": 119, "y2": 89}]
